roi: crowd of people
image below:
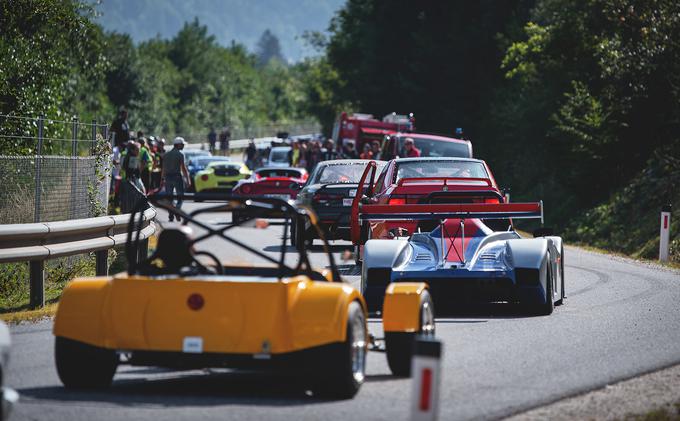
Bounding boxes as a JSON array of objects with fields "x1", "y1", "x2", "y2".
[{"x1": 241, "y1": 137, "x2": 388, "y2": 173}]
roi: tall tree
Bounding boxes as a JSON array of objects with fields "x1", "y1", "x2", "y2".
[{"x1": 256, "y1": 29, "x2": 285, "y2": 66}]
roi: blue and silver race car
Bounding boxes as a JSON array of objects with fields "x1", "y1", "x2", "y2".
[{"x1": 358, "y1": 201, "x2": 565, "y2": 315}]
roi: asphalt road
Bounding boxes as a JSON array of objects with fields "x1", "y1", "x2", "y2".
[{"x1": 7, "y1": 203, "x2": 680, "y2": 421}]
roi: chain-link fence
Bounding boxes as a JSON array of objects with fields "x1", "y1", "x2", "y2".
[{"x1": 0, "y1": 115, "x2": 110, "y2": 224}]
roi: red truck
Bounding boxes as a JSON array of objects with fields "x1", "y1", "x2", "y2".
[{"x1": 332, "y1": 112, "x2": 415, "y2": 153}]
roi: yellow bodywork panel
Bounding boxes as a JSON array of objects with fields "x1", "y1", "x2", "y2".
[
  {"x1": 53, "y1": 274, "x2": 365, "y2": 355},
  {"x1": 382, "y1": 282, "x2": 428, "y2": 333}
]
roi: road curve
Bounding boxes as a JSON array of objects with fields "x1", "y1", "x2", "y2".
[{"x1": 7, "y1": 206, "x2": 680, "y2": 421}]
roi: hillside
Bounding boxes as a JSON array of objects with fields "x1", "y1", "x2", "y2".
[{"x1": 93, "y1": 0, "x2": 344, "y2": 61}]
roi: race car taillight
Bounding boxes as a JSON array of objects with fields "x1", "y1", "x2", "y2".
[
  {"x1": 187, "y1": 293, "x2": 204, "y2": 311},
  {"x1": 389, "y1": 198, "x2": 406, "y2": 205},
  {"x1": 241, "y1": 184, "x2": 252, "y2": 194},
  {"x1": 484, "y1": 198, "x2": 500, "y2": 204},
  {"x1": 314, "y1": 192, "x2": 332, "y2": 203},
  {"x1": 201, "y1": 174, "x2": 209, "y2": 181}
]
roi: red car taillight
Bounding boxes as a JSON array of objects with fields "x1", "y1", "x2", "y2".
[
  {"x1": 484, "y1": 198, "x2": 500, "y2": 204},
  {"x1": 389, "y1": 197, "x2": 406, "y2": 205},
  {"x1": 201, "y1": 174, "x2": 209, "y2": 181},
  {"x1": 241, "y1": 184, "x2": 252, "y2": 194}
]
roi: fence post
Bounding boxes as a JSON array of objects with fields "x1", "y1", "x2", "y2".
[
  {"x1": 34, "y1": 116, "x2": 44, "y2": 223},
  {"x1": 29, "y1": 260, "x2": 45, "y2": 308},
  {"x1": 70, "y1": 117, "x2": 79, "y2": 219},
  {"x1": 660, "y1": 205, "x2": 672, "y2": 262},
  {"x1": 91, "y1": 119, "x2": 97, "y2": 151},
  {"x1": 95, "y1": 250, "x2": 108, "y2": 276}
]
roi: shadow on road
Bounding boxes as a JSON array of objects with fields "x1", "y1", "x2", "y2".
[{"x1": 18, "y1": 370, "x2": 399, "y2": 407}]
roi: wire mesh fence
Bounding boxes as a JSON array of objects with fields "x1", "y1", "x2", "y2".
[{"x1": 0, "y1": 114, "x2": 110, "y2": 224}]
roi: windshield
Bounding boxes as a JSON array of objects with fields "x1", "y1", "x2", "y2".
[
  {"x1": 192, "y1": 157, "x2": 230, "y2": 167},
  {"x1": 270, "y1": 149, "x2": 290, "y2": 163},
  {"x1": 394, "y1": 160, "x2": 488, "y2": 183},
  {"x1": 398, "y1": 136, "x2": 470, "y2": 158},
  {"x1": 256, "y1": 168, "x2": 302, "y2": 178},
  {"x1": 312, "y1": 162, "x2": 385, "y2": 184}
]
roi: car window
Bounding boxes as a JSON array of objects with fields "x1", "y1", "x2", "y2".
[
  {"x1": 374, "y1": 165, "x2": 387, "y2": 192},
  {"x1": 270, "y1": 149, "x2": 289, "y2": 163},
  {"x1": 394, "y1": 161, "x2": 488, "y2": 183}
]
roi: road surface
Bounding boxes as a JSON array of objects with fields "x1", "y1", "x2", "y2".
[{"x1": 7, "y1": 203, "x2": 680, "y2": 420}]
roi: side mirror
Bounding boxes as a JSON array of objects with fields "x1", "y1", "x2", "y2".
[
  {"x1": 533, "y1": 227, "x2": 554, "y2": 237},
  {"x1": 289, "y1": 182, "x2": 302, "y2": 190}
]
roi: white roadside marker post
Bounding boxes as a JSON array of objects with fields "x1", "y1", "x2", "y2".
[
  {"x1": 660, "y1": 205, "x2": 671, "y2": 262},
  {"x1": 411, "y1": 337, "x2": 442, "y2": 421}
]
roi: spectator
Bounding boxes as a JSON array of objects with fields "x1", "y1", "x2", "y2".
[
  {"x1": 219, "y1": 126, "x2": 231, "y2": 156},
  {"x1": 322, "y1": 139, "x2": 340, "y2": 161},
  {"x1": 138, "y1": 137, "x2": 153, "y2": 191},
  {"x1": 343, "y1": 141, "x2": 359, "y2": 159},
  {"x1": 150, "y1": 139, "x2": 164, "y2": 190},
  {"x1": 208, "y1": 127, "x2": 217, "y2": 153},
  {"x1": 371, "y1": 140, "x2": 382, "y2": 160},
  {"x1": 162, "y1": 137, "x2": 190, "y2": 222},
  {"x1": 289, "y1": 141, "x2": 300, "y2": 167},
  {"x1": 298, "y1": 142, "x2": 308, "y2": 169},
  {"x1": 360, "y1": 143, "x2": 373, "y2": 159},
  {"x1": 109, "y1": 107, "x2": 130, "y2": 148},
  {"x1": 121, "y1": 141, "x2": 145, "y2": 193},
  {"x1": 403, "y1": 137, "x2": 421, "y2": 157},
  {"x1": 307, "y1": 141, "x2": 323, "y2": 172},
  {"x1": 244, "y1": 139, "x2": 257, "y2": 170}
]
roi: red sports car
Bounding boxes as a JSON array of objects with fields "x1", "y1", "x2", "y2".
[
  {"x1": 351, "y1": 157, "x2": 509, "y2": 252},
  {"x1": 232, "y1": 167, "x2": 308, "y2": 200}
]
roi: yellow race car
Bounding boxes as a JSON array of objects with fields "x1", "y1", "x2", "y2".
[
  {"x1": 53, "y1": 194, "x2": 435, "y2": 398},
  {"x1": 193, "y1": 161, "x2": 251, "y2": 193}
]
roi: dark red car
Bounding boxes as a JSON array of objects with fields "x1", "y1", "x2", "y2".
[
  {"x1": 232, "y1": 167, "x2": 308, "y2": 200},
  {"x1": 351, "y1": 157, "x2": 508, "y2": 249}
]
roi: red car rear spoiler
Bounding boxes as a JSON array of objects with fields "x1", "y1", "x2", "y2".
[
  {"x1": 350, "y1": 161, "x2": 544, "y2": 244},
  {"x1": 397, "y1": 177, "x2": 493, "y2": 187}
]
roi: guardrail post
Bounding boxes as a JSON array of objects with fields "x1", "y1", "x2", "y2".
[
  {"x1": 34, "y1": 115, "x2": 44, "y2": 223},
  {"x1": 29, "y1": 260, "x2": 45, "y2": 308},
  {"x1": 95, "y1": 250, "x2": 108, "y2": 276},
  {"x1": 660, "y1": 205, "x2": 672, "y2": 262}
]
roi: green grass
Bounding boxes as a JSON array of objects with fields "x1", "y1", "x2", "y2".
[
  {"x1": 0, "y1": 248, "x2": 128, "y2": 321},
  {"x1": 622, "y1": 402, "x2": 680, "y2": 421}
]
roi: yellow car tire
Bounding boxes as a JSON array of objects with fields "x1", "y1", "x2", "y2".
[
  {"x1": 314, "y1": 301, "x2": 367, "y2": 399},
  {"x1": 385, "y1": 290, "x2": 435, "y2": 377},
  {"x1": 55, "y1": 337, "x2": 118, "y2": 389}
]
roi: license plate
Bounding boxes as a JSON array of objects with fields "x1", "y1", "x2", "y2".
[
  {"x1": 343, "y1": 198, "x2": 354, "y2": 206},
  {"x1": 183, "y1": 336, "x2": 203, "y2": 353},
  {"x1": 265, "y1": 194, "x2": 290, "y2": 200},
  {"x1": 348, "y1": 189, "x2": 357, "y2": 197}
]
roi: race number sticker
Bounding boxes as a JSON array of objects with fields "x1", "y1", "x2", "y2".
[{"x1": 183, "y1": 336, "x2": 203, "y2": 353}]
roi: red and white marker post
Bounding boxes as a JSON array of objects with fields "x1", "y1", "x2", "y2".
[
  {"x1": 660, "y1": 205, "x2": 672, "y2": 262},
  {"x1": 411, "y1": 337, "x2": 442, "y2": 421}
]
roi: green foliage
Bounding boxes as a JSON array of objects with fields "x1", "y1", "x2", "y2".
[{"x1": 310, "y1": 0, "x2": 680, "y2": 257}]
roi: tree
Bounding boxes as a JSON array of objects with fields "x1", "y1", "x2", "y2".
[{"x1": 256, "y1": 29, "x2": 285, "y2": 66}]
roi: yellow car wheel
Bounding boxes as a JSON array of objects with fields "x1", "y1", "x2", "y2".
[
  {"x1": 55, "y1": 337, "x2": 118, "y2": 389},
  {"x1": 385, "y1": 290, "x2": 435, "y2": 377},
  {"x1": 314, "y1": 301, "x2": 367, "y2": 399}
]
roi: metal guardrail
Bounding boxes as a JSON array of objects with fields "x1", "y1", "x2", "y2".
[{"x1": 0, "y1": 207, "x2": 156, "y2": 308}]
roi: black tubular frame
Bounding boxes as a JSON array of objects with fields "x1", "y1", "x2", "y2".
[{"x1": 126, "y1": 193, "x2": 342, "y2": 282}]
